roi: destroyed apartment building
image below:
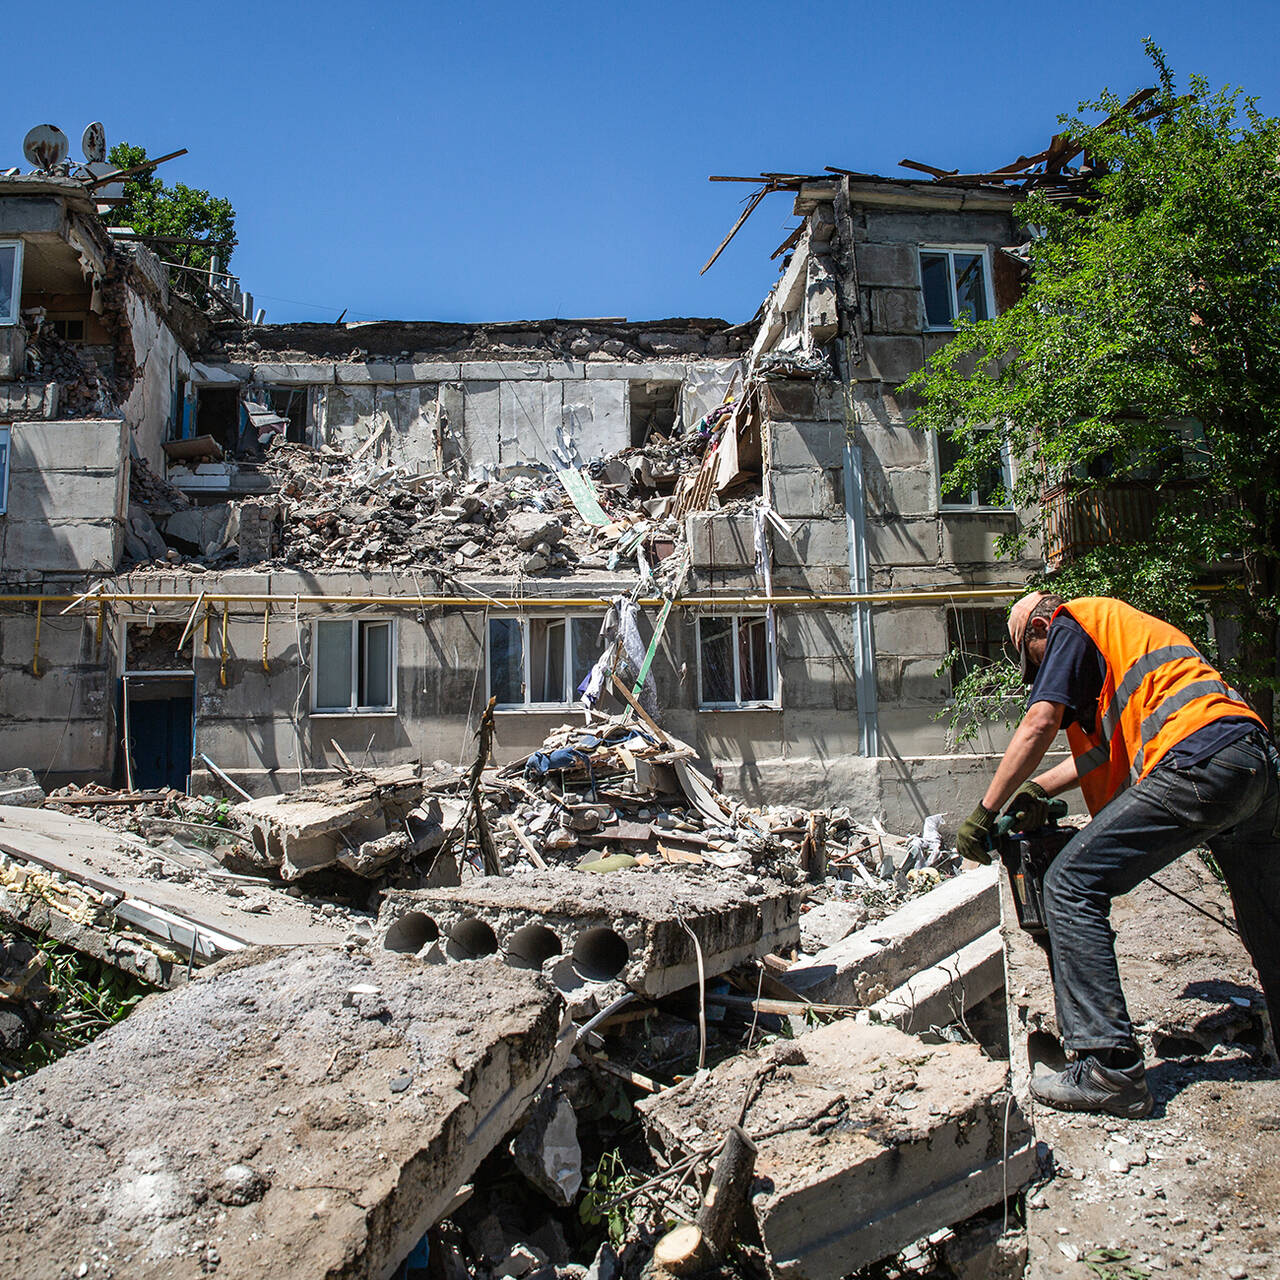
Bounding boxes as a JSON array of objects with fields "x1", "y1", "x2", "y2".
[
  {"x1": 4, "y1": 119, "x2": 1275, "y2": 1280},
  {"x1": 0, "y1": 143, "x2": 1040, "y2": 830}
]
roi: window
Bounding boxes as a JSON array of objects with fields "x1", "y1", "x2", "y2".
[
  {"x1": 262, "y1": 386, "x2": 310, "y2": 444},
  {"x1": 489, "y1": 616, "x2": 601, "y2": 708},
  {"x1": 937, "y1": 428, "x2": 1012, "y2": 509},
  {"x1": 628, "y1": 381, "x2": 681, "y2": 447},
  {"x1": 49, "y1": 318, "x2": 85, "y2": 342},
  {"x1": 947, "y1": 608, "x2": 1014, "y2": 691},
  {"x1": 919, "y1": 248, "x2": 991, "y2": 330},
  {"x1": 697, "y1": 615, "x2": 776, "y2": 708},
  {"x1": 0, "y1": 241, "x2": 22, "y2": 326},
  {"x1": 312, "y1": 618, "x2": 395, "y2": 712},
  {"x1": 0, "y1": 426, "x2": 10, "y2": 515}
]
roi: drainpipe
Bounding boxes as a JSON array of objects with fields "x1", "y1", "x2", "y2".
[{"x1": 842, "y1": 441, "x2": 879, "y2": 757}]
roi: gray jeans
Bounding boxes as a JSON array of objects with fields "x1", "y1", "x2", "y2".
[{"x1": 1043, "y1": 728, "x2": 1280, "y2": 1053}]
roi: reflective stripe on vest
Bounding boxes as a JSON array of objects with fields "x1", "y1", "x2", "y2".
[
  {"x1": 1101, "y1": 644, "x2": 1203, "y2": 741},
  {"x1": 1127, "y1": 679, "x2": 1251, "y2": 783}
]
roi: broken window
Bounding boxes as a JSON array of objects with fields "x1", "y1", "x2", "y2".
[
  {"x1": 0, "y1": 241, "x2": 22, "y2": 326},
  {"x1": 194, "y1": 387, "x2": 242, "y2": 452},
  {"x1": 937, "y1": 428, "x2": 1011, "y2": 509},
  {"x1": 947, "y1": 608, "x2": 1015, "y2": 691},
  {"x1": 262, "y1": 386, "x2": 311, "y2": 445},
  {"x1": 697, "y1": 615, "x2": 775, "y2": 708},
  {"x1": 49, "y1": 318, "x2": 85, "y2": 341},
  {"x1": 919, "y1": 248, "x2": 991, "y2": 329},
  {"x1": 488, "y1": 616, "x2": 600, "y2": 707},
  {"x1": 312, "y1": 618, "x2": 395, "y2": 713},
  {"x1": 628, "y1": 382, "x2": 681, "y2": 448},
  {"x1": 0, "y1": 426, "x2": 10, "y2": 515}
]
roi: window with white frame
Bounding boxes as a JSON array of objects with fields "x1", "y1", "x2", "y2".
[
  {"x1": 936, "y1": 427, "x2": 1012, "y2": 509},
  {"x1": 919, "y1": 247, "x2": 991, "y2": 330},
  {"x1": 697, "y1": 615, "x2": 776, "y2": 708},
  {"x1": 489, "y1": 616, "x2": 601, "y2": 708},
  {"x1": 0, "y1": 242, "x2": 22, "y2": 327},
  {"x1": 312, "y1": 618, "x2": 395, "y2": 712},
  {"x1": 0, "y1": 426, "x2": 9, "y2": 515}
]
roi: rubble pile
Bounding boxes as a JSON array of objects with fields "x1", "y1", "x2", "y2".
[{"x1": 23, "y1": 324, "x2": 119, "y2": 417}]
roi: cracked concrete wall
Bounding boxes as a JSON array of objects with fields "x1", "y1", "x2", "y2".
[{"x1": 120, "y1": 290, "x2": 191, "y2": 474}]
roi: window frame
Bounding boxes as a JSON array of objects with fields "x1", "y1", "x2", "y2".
[
  {"x1": 487, "y1": 614, "x2": 601, "y2": 710},
  {"x1": 310, "y1": 616, "x2": 397, "y2": 715},
  {"x1": 0, "y1": 425, "x2": 10, "y2": 515},
  {"x1": 696, "y1": 613, "x2": 778, "y2": 710},
  {"x1": 0, "y1": 240, "x2": 23, "y2": 327},
  {"x1": 946, "y1": 606, "x2": 1016, "y2": 693},
  {"x1": 933, "y1": 427, "x2": 1015, "y2": 512},
  {"x1": 918, "y1": 245, "x2": 995, "y2": 333}
]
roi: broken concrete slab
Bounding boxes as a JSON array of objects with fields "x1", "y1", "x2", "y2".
[
  {"x1": 782, "y1": 864, "x2": 998, "y2": 1006},
  {"x1": 235, "y1": 766, "x2": 424, "y2": 879},
  {"x1": 0, "y1": 767, "x2": 43, "y2": 807},
  {"x1": 637, "y1": 1019, "x2": 1035, "y2": 1280},
  {"x1": 798, "y1": 898, "x2": 868, "y2": 953},
  {"x1": 376, "y1": 868, "x2": 801, "y2": 1000},
  {"x1": 0, "y1": 950, "x2": 570, "y2": 1280},
  {"x1": 868, "y1": 927, "x2": 1004, "y2": 1035},
  {"x1": 0, "y1": 805, "x2": 358, "y2": 986}
]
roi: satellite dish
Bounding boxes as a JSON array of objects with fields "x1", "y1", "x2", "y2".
[
  {"x1": 23, "y1": 124, "x2": 69, "y2": 171},
  {"x1": 82, "y1": 122, "x2": 106, "y2": 164}
]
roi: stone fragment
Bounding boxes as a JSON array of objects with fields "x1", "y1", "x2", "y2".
[
  {"x1": 509, "y1": 512, "x2": 565, "y2": 550},
  {"x1": 798, "y1": 900, "x2": 868, "y2": 953},
  {"x1": 510, "y1": 1087, "x2": 582, "y2": 1206}
]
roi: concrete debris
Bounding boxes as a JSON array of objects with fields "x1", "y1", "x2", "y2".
[
  {"x1": 509, "y1": 1086, "x2": 583, "y2": 1206},
  {"x1": 637, "y1": 1019, "x2": 1037, "y2": 1280},
  {"x1": 0, "y1": 768, "x2": 44, "y2": 808},
  {"x1": 376, "y1": 866, "x2": 802, "y2": 1002},
  {"x1": 0, "y1": 950, "x2": 571, "y2": 1280}
]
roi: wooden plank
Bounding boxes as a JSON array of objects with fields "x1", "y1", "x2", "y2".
[
  {"x1": 44, "y1": 792, "x2": 169, "y2": 807},
  {"x1": 610, "y1": 673, "x2": 671, "y2": 746},
  {"x1": 503, "y1": 814, "x2": 548, "y2": 869},
  {"x1": 557, "y1": 468, "x2": 611, "y2": 527},
  {"x1": 700, "y1": 185, "x2": 770, "y2": 276}
]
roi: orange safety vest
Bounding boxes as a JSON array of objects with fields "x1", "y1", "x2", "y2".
[{"x1": 1055, "y1": 598, "x2": 1264, "y2": 816}]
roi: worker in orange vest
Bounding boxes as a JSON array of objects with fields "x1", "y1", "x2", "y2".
[{"x1": 957, "y1": 592, "x2": 1279, "y2": 1118}]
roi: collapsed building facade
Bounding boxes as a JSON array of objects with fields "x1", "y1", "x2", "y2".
[{"x1": 0, "y1": 158, "x2": 1040, "y2": 829}]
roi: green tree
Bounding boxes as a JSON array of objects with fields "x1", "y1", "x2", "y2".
[
  {"x1": 907, "y1": 45, "x2": 1280, "y2": 725},
  {"x1": 107, "y1": 142, "x2": 237, "y2": 277}
]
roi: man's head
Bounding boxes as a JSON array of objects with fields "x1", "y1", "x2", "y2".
[{"x1": 1008, "y1": 591, "x2": 1065, "y2": 683}]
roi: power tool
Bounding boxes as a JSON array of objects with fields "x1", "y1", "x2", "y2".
[{"x1": 995, "y1": 798, "x2": 1072, "y2": 937}]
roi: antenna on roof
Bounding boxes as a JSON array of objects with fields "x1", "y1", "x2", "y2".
[{"x1": 22, "y1": 124, "x2": 69, "y2": 173}]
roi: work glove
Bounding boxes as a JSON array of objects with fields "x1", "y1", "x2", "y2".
[
  {"x1": 1004, "y1": 781, "x2": 1050, "y2": 832},
  {"x1": 956, "y1": 804, "x2": 998, "y2": 864}
]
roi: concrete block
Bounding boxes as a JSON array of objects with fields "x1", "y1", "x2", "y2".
[
  {"x1": 869, "y1": 927, "x2": 1004, "y2": 1035},
  {"x1": 582, "y1": 362, "x2": 687, "y2": 382},
  {"x1": 762, "y1": 381, "x2": 845, "y2": 423},
  {"x1": 859, "y1": 207, "x2": 1013, "y2": 248},
  {"x1": 463, "y1": 381, "x2": 502, "y2": 474},
  {"x1": 0, "y1": 768, "x2": 44, "y2": 807},
  {"x1": 772, "y1": 519, "x2": 850, "y2": 571},
  {"x1": 334, "y1": 361, "x2": 397, "y2": 384},
  {"x1": 853, "y1": 241, "x2": 920, "y2": 288},
  {"x1": 899, "y1": 656, "x2": 949, "y2": 704},
  {"x1": 782, "y1": 865, "x2": 999, "y2": 1005},
  {"x1": 867, "y1": 465, "x2": 934, "y2": 518},
  {"x1": 460, "y1": 361, "x2": 546, "y2": 381},
  {"x1": 869, "y1": 287, "x2": 923, "y2": 335},
  {"x1": 248, "y1": 362, "x2": 334, "y2": 385},
  {"x1": 5, "y1": 469, "x2": 119, "y2": 522},
  {"x1": 637, "y1": 1018, "x2": 1035, "y2": 1280},
  {"x1": 864, "y1": 515, "x2": 940, "y2": 567},
  {"x1": 852, "y1": 421, "x2": 929, "y2": 469},
  {"x1": 687, "y1": 511, "x2": 756, "y2": 570},
  {"x1": 941, "y1": 513, "x2": 1018, "y2": 563},
  {"x1": 395, "y1": 361, "x2": 462, "y2": 383},
  {"x1": 848, "y1": 383, "x2": 920, "y2": 431},
  {"x1": 778, "y1": 656, "x2": 835, "y2": 709},
  {"x1": 805, "y1": 255, "x2": 839, "y2": 342},
  {"x1": 0, "y1": 325, "x2": 26, "y2": 381},
  {"x1": 1, "y1": 519, "x2": 120, "y2": 574},
  {"x1": 799, "y1": 899, "x2": 868, "y2": 953},
  {"x1": 774, "y1": 609, "x2": 856, "y2": 663},
  {"x1": 870, "y1": 605, "x2": 947, "y2": 657},
  {"x1": 0, "y1": 951, "x2": 570, "y2": 1280},
  {"x1": 767, "y1": 467, "x2": 842, "y2": 519},
  {"x1": 562, "y1": 379, "x2": 627, "y2": 461},
  {"x1": 769, "y1": 421, "x2": 846, "y2": 469},
  {"x1": 9, "y1": 419, "x2": 127, "y2": 472},
  {"x1": 375, "y1": 868, "x2": 802, "y2": 1001},
  {"x1": 0, "y1": 196, "x2": 66, "y2": 235},
  {"x1": 847, "y1": 336, "x2": 925, "y2": 385}
]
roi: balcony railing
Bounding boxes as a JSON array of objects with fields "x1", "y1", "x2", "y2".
[{"x1": 1041, "y1": 481, "x2": 1160, "y2": 570}]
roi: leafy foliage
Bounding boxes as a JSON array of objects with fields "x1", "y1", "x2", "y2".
[
  {"x1": 1, "y1": 929, "x2": 154, "y2": 1083},
  {"x1": 934, "y1": 647, "x2": 1024, "y2": 750},
  {"x1": 579, "y1": 1148, "x2": 641, "y2": 1243},
  {"x1": 906, "y1": 44, "x2": 1280, "y2": 717},
  {"x1": 108, "y1": 142, "x2": 237, "y2": 275}
]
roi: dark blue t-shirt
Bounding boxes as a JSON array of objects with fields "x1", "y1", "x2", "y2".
[{"x1": 1029, "y1": 614, "x2": 1257, "y2": 767}]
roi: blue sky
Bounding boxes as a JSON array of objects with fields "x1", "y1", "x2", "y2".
[{"x1": 7, "y1": 0, "x2": 1279, "y2": 326}]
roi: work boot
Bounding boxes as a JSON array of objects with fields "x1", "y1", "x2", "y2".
[{"x1": 1030, "y1": 1054, "x2": 1154, "y2": 1118}]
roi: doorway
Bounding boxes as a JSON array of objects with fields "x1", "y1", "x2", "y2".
[{"x1": 121, "y1": 673, "x2": 195, "y2": 792}]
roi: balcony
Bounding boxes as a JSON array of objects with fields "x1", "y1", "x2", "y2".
[{"x1": 1041, "y1": 480, "x2": 1160, "y2": 570}]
